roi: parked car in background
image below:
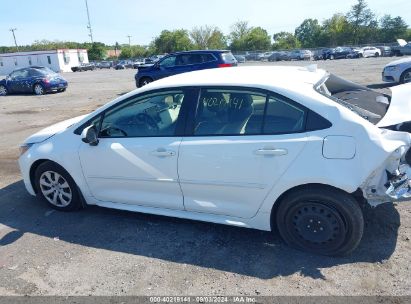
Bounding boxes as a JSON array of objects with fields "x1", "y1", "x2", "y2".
[
  {"x1": 245, "y1": 52, "x2": 263, "y2": 61},
  {"x1": 392, "y1": 39, "x2": 411, "y2": 56},
  {"x1": 97, "y1": 61, "x2": 112, "y2": 69},
  {"x1": 71, "y1": 63, "x2": 96, "y2": 72},
  {"x1": 259, "y1": 52, "x2": 273, "y2": 61},
  {"x1": 312, "y1": 49, "x2": 330, "y2": 60},
  {"x1": 324, "y1": 47, "x2": 358, "y2": 60},
  {"x1": 289, "y1": 50, "x2": 312, "y2": 61},
  {"x1": 0, "y1": 66, "x2": 67, "y2": 96},
  {"x1": 115, "y1": 60, "x2": 134, "y2": 70},
  {"x1": 382, "y1": 57, "x2": 411, "y2": 84},
  {"x1": 234, "y1": 55, "x2": 246, "y2": 63},
  {"x1": 268, "y1": 51, "x2": 290, "y2": 61},
  {"x1": 19, "y1": 66, "x2": 411, "y2": 256},
  {"x1": 135, "y1": 50, "x2": 237, "y2": 87},
  {"x1": 376, "y1": 46, "x2": 392, "y2": 57},
  {"x1": 362, "y1": 46, "x2": 381, "y2": 58}
]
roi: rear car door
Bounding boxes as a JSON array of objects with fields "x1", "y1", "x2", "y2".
[
  {"x1": 178, "y1": 87, "x2": 308, "y2": 218},
  {"x1": 78, "y1": 89, "x2": 194, "y2": 210}
]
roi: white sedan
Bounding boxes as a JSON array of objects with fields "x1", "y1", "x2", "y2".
[
  {"x1": 362, "y1": 46, "x2": 382, "y2": 58},
  {"x1": 18, "y1": 66, "x2": 411, "y2": 256}
]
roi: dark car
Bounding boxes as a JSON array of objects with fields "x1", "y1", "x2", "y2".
[
  {"x1": 376, "y1": 46, "x2": 393, "y2": 57},
  {"x1": 0, "y1": 66, "x2": 68, "y2": 96},
  {"x1": 268, "y1": 51, "x2": 290, "y2": 61},
  {"x1": 324, "y1": 47, "x2": 359, "y2": 60},
  {"x1": 71, "y1": 63, "x2": 96, "y2": 72},
  {"x1": 115, "y1": 60, "x2": 134, "y2": 70},
  {"x1": 135, "y1": 50, "x2": 238, "y2": 87}
]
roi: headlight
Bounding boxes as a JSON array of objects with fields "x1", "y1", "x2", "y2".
[
  {"x1": 19, "y1": 143, "x2": 34, "y2": 156},
  {"x1": 385, "y1": 66, "x2": 399, "y2": 72}
]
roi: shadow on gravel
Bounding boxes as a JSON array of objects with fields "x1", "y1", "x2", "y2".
[
  {"x1": 0, "y1": 180, "x2": 400, "y2": 280},
  {"x1": 366, "y1": 83, "x2": 397, "y2": 89}
]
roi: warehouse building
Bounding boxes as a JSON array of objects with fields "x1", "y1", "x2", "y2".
[{"x1": 0, "y1": 49, "x2": 89, "y2": 75}]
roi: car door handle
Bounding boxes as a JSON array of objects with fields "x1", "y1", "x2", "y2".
[
  {"x1": 151, "y1": 149, "x2": 176, "y2": 157},
  {"x1": 255, "y1": 148, "x2": 288, "y2": 156}
]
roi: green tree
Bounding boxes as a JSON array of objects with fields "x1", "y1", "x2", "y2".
[
  {"x1": 295, "y1": 19, "x2": 323, "y2": 48},
  {"x1": 153, "y1": 30, "x2": 193, "y2": 53},
  {"x1": 272, "y1": 32, "x2": 301, "y2": 50},
  {"x1": 119, "y1": 46, "x2": 133, "y2": 59},
  {"x1": 87, "y1": 42, "x2": 106, "y2": 60},
  {"x1": 190, "y1": 25, "x2": 227, "y2": 49},
  {"x1": 244, "y1": 27, "x2": 271, "y2": 50},
  {"x1": 379, "y1": 15, "x2": 408, "y2": 42},
  {"x1": 346, "y1": 0, "x2": 376, "y2": 44},
  {"x1": 322, "y1": 14, "x2": 352, "y2": 46},
  {"x1": 229, "y1": 21, "x2": 251, "y2": 51}
]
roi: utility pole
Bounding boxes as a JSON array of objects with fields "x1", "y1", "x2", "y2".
[
  {"x1": 127, "y1": 35, "x2": 132, "y2": 47},
  {"x1": 84, "y1": 0, "x2": 94, "y2": 43},
  {"x1": 9, "y1": 28, "x2": 19, "y2": 52}
]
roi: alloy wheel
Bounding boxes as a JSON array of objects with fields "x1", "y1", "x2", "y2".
[
  {"x1": 0, "y1": 85, "x2": 7, "y2": 96},
  {"x1": 34, "y1": 84, "x2": 44, "y2": 95},
  {"x1": 39, "y1": 171, "x2": 72, "y2": 207},
  {"x1": 404, "y1": 71, "x2": 411, "y2": 83}
]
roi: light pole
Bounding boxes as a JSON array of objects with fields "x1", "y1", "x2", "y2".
[
  {"x1": 84, "y1": 0, "x2": 94, "y2": 43},
  {"x1": 9, "y1": 28, "x2": 19, "y2": 52},
  {"x1": 127, "y1": 35, "x2": 132, "y2": 47}
]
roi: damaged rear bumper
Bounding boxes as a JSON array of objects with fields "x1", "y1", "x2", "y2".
[{"x1": 385, "y1": 164, "x2": 411, "y2": 200}]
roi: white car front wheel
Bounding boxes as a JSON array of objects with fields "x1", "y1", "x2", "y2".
[{"x1": 35, "y1": 161, "x2": 82, "y2": 211}]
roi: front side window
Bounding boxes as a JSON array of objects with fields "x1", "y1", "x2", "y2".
[
  {"x1": 194, "y1": 89, "x2": 266, "y2": 136},
  {"x1": 10, "y1": 69, "x2": 28, "y2": 79},
  {"x1": 100, "y1": 91, "x2": 185, "y2": 138},
  {"x1": 159, "y1": 56, "x2": 176, "y2": 68}
]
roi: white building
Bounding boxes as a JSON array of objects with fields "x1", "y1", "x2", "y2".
[{"x1": 0, "y1": 49, "x2": 89, "y2": 75}]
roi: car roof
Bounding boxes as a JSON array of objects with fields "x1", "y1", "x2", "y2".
[
  {"x1": 168, "y1": 50, "x2": 230, "y2": 56},
  {"x1": 143, "y1": 66, "x2": 327, "y2": 93}
]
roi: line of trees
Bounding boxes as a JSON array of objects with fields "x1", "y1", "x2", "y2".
[{"x1": 1, "y1": 0, "x2": 410, "y2": 60}]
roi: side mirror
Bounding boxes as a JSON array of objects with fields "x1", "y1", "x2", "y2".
[{"x1": 81, "y1": 125, "x2": 99, "y2": 146}]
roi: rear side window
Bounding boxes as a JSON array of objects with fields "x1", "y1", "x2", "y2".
[
  {"x1": 194, "y1": 89, "x2": 266, "y2": 136},
  {"x1": 221, "y1": 52, "x2": 236, "y2": 63}
]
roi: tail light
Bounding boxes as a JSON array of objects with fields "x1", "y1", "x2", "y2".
[
  {"x1": 218, "y1": 63, "x2": 233, "y2": 68},
  {"x1": 43, "y1": 78, "x2": 50, "y2": 84}
]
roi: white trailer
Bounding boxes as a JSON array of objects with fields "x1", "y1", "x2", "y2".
[{"x1": 0, "y1": 49, "x2": 89, "y2": 75}]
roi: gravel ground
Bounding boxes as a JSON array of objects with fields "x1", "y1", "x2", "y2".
[{"x1": 0, "y1": 57, "x2": 410, "y2": 296}]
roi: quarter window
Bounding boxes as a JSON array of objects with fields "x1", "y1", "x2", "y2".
[
  {"x1": 100, "y1": 91, "x2": 185, "y2": 138},
  {"x1": 263, "y1": 95, "x2": 306, "y2": 134}
]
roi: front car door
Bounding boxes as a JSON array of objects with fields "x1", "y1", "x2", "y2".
[
  {"x1": 78, "y1": 89, "x2": 194, "y2": 210},
  {"x1": 8, "y1": 69, "x2": 30, "y2": 93},
  {"x1": 178, "y1": 87, "x2": 308, "y2": 218}
]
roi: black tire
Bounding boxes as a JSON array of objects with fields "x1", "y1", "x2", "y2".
[
  {"x1": 33, "y1": 83, "x2": 45, "y2": 95},
  {"x1": 275, "y1": 186, "x2": 364, "y2": 256},
  {"x1": 400, "y1": 68, "x2": 411, "y2": 84},
  {"x1": 375, "y1": 52, "x2": 380, "y2": 57},
  {"x1": 0, "y1": 85, "x2": 8, "y2": 96},
  {"x1": 139, "y1": 77, "x2": 153, "y2": 87},
  {"x1": 35, "y1": 161, "x2": 82, "y2": 211}
]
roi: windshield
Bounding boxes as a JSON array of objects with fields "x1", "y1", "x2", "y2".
[{"x1": 316, "y1": 73, "x2": 391, "y2": 124}]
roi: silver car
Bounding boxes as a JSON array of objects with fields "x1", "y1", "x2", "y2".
[{"x1": 382, "y1": 57, "x2": 411, "y2": 84}]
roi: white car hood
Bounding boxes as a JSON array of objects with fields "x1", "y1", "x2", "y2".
[
  {"x1": 377, "y1": 83, "x2": 411, "y2": 127},
  {"x1": 24, "y1": 115, "x2": 87, "y2": 144},
  {"x1": 384, "y1": 57, "x2": 411, "y2": 67}
]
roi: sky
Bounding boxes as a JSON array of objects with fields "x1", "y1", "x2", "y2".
[{"x1": 0, "y1": 0, "x2": 410, "y2": 47}]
